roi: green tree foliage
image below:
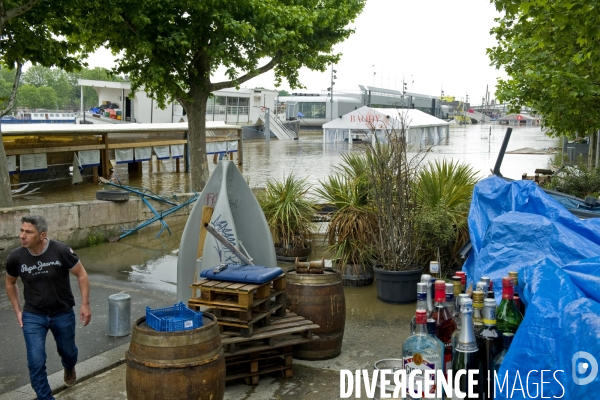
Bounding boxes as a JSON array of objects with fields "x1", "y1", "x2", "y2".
[
  {"x1": 488, "y1": 0, "x2": 600, "y2": 138},
  {"x1": 73, "y1": 0, "x2": 365, "y2": 191},
  {"x1": 0, "y1": 0, "x2": 91, "y2": 207}
]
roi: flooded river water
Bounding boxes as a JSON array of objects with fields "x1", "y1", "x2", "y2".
[{"x1": 11, "y1": 123, "x2": 559, "y2": 319}]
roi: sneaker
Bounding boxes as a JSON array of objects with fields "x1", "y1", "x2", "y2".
[{"x1": 64, "y1": 367, "x2": 76, "y2": 387}]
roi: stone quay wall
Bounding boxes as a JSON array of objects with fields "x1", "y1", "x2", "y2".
[{"x1": 0, "y1": 194, "x2": 197, "y2": 264}]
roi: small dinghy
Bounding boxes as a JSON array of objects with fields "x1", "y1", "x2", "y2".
[{"x1": 176, "y1": 160, "x2": 277, "y2": 302}]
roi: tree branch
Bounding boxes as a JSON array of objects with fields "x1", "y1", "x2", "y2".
[
  {"x1": 0, "y1": 61, "x2": 22, "y2": 117},
  {"x1": 209, "y1": 55, "x2": 280, "y2": 92},
  {"x1": 5, "y1": 0, "x2": 41, "y2": 20}
]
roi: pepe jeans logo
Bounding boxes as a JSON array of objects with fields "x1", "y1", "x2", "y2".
[
  {"x1": 572, "y1": 351, "x2": 598, "y2": 386},
  {"x1": 21, "y1": 260, "x2": 61, "y2": 274}
]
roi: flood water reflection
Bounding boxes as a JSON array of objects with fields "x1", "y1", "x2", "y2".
[
  {"x1": 13, "y1": 123, "x2": 558, "y2": 207},
  {"x1": 17, "y1": 123, "x2": 559, "y2": 319}
]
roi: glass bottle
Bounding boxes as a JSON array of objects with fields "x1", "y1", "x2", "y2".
[
  {"x1": 487, "y1": 280, "x2": 496, "y2": 301},
  {"x1": 476, "y1": 281, "x2": 488, "y2": 298},
  {"x1": 411, "y1": 282, "x2": 428, "y2": 334},
  {"x1": 472, "y1": 291, "x2": 484, "y2": 334},
  {"x1": 427, "y1": 318, "x2": 445, "y2": 373},
  {"x1": 456, "y1": 271, "x2": 467, "y2": 294},
  {"x1": 476, "y1": 298, "x2": 503, "y2": 400},
  {"x1": 403, "y1": 310, "x2": 443, "y2": 400},
  {"x1": 451, "y1": 294, "x2": 470, "y2": 351},
  {"x1": 496, "y1": 277, "x2": 523, "y2": 334},
  {"x1": 508, "y1": 271, "x2": 525, "y2": 316},
  {"x1": 445, "y1": 282, "x2": 455, "y2": 317},
  {"x1": 422, "y1": 274, "x2": 433, "y2": 313},
  {"x1": 430, "y1": 260, "x2": 440, "y2": 280},
  {"x1": 452, "y1": 298, "x2": 480, "y2": 399},
  {"x1": 430, "y1": 280, "x2": 457, "y2": 376},
  {"x1": 452, "y1": 276, "x2": 462, "y2": 318},
  {"x1": 493, "y1": 332, "x2": 514, "y2": 373}
]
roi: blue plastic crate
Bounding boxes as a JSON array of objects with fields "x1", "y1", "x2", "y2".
[{"x1": 146, "y1": 302, "x2": 203, "y2": 332}]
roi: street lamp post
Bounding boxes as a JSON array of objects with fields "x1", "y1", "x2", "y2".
[{"x1": 328, "y1": 65, "x2": 337, "y2": 121}]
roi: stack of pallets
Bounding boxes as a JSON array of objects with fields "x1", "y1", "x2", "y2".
[{"x1": 188, "y1": 273, "x2": 319, "y2": 384}]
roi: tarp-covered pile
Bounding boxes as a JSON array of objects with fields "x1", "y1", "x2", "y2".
[{"x1": 464, "y1": 176, "x2": 600, "y2": 398}]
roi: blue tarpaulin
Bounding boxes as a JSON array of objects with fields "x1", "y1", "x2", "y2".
[{"x1": 463, "y1": 176, "x2": 600, "y2": 398}]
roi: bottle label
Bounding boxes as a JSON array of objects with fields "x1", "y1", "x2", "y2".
[
  {"x1": 417, "y1": 292, "x2": 427, "y2": 301},
  {"x1": 404, "y1": 354, "x2": 438, "y2": 397},
  {"x1": 455, "y1": 341, "x2": 478, "y2": 353},
  {"x1": 446, "y1": 293, "x2": 454, "y2": 302}
]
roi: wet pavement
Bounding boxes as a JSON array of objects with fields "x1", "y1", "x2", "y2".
[{"x1": 0, "y1": 124, "x2": 559, "y2": 399}]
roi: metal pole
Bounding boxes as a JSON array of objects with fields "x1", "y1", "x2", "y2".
[
  {"x1": 80, "y1": 85, "x2": 85, "y2": 123},
  {"x1": 204, "y1": 223, "x2": 254, "y2": 266},
  {"x1": 330, "y1": 65, "x2": 334, "y2": 121},
  {"x1": 493, "y1": 127, "x2": 513, "y2": 177},
  {"x1": 265, "y1": 108, "x2": 270, "y2": 145}
]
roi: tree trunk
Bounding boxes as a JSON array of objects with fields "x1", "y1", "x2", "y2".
[
  {"x1": 0, "y1": 131, "x2": 13, "y2": 207},
  {"x1": 185, "y1": 87, "x2": 210, "y2": 191}
]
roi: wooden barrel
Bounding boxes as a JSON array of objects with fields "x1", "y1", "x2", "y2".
[
  {"x1": 126, "y1": 313, "x2": 225, "y2": 400},
  {"x1": 286, "y1": 270, "x2": 346, "y2": 360}
]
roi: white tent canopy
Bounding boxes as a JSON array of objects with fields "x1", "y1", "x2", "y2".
[{"x1": 322, "y1": 106, "x2": 450, "y2": 145}]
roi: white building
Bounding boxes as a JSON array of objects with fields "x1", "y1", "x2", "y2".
[
  {"x1": 322, "y1": 106, "x2": 450, "y2": 146},
  {"x1": 77, "y1": 80, "x2": 296, "y2": 139}
]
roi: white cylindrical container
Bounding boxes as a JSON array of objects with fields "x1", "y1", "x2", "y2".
[
  {"x1": 108, "y1": 293, "x2": 131, "y2": 337},
  {"x1": 374, "y1": 359, "x2": 405, "y2": 400}
]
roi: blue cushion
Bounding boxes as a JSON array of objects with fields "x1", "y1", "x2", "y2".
[{"x1": 200, "y1": 265, "x2": 283, "y2": 284}]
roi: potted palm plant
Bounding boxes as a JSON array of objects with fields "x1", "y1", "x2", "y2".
[
  {"x1": 365, "y1": 111, "x2": 426, "y2": 303},
  {"x1": 316, "y1": 153, "x2": 378, "y2": 286},
  {"x1": 414, "y1": 159, "x2": 479, "y2": 275},
  {"x1": 258, "y1": 174, "x2": 317, "y2": 262}
]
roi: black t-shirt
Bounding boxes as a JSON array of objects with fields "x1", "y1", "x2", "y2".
[{"x1": 5, "y1": 239, "x2": 80, "y2": 316}]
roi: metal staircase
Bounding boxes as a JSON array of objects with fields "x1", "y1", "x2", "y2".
[
  {"x1": 267, "y1": 115, "x2": 296, "y2": 140},
  {"x1": 465, "y1": 110, "x2": 491, "y2": 123}
]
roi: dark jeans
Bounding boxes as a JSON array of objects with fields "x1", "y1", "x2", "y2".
[{"x1": 22, "y1": 310, "x2": 78, "y2": 400}]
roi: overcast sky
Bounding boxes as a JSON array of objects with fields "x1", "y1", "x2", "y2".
[{"x1": 85, "y1": 0, "x2": 507, "y2": 105}]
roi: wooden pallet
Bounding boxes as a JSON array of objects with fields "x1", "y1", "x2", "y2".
[
  {"x1": 222, "y1": 313, "x2": 320, "y2": 385},
  {"x1": 188, "y1": 274, "x2": 287, "y2": 337},
  {"x1": 189, "y1": 274, "x2": 286, "y2": 309},
  {"x1": 221, "y1": 312, "x2": 319, "y2": 355},
  {"x1": 225, "y1": 345, "x2": 294, "y2": 385}
]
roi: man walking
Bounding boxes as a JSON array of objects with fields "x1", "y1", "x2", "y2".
[{"x1": 5, "y1": 215, "x2": 91, "y2": 400}]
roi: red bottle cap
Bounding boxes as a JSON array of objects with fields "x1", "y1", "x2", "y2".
[
  {"x1": 502, "y1": 277, "x2": 514, "y2": 300},
  {"x1": 456, "y1": 271, "x2": 466, "y2": 285},
  {"x1": 435, "y1": 280, "x2": 446, "y2": 303},
  {"x1": 416, "y1": 309, "x2": 427, "y2": 324}
]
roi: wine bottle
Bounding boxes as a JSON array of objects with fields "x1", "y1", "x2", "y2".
[
  {"x1": 496, "y1": 277, "x2": 523, "y2": 334},
  {"x1": 493, "y1": 332, "x2": 514, "y2": 373},
  {"x1": 427, "y1": 318, "x2": 446, "y2": 371},
  {"x1": 508, "y1": 271, "x2": 525, "y2": 316},
  {"x1": 452, "y1": 276, "x2": 462, "y2": 318},
  {"x1": 472, "y1": 291, "x2": 485, "y2": 335},
  {"x1": 411, "y1": 282, "x2": 428, "y2": 334},
  {"x1": 430, "y1": 280, "x2": 457, "y2": 376},
  {"x1": 476, "y1": 298, "x2": 503, "y2": 400},
  {"x1": 456, "y1": 271, "x2": 467, "y2": 294},
  {"x1": 445, "y1": 282, "x2": 455, "y2": 317},
  {"x1": 452, "y1": 298, "x2": 480, "y2": 399}
]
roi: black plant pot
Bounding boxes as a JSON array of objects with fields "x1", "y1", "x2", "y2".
[
  {"x1": 275, "y1": 241, "x2": 312, "y2": 263},
  {"x1": 374, "y1": 266, "x2": 423, "y2": 304}
]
